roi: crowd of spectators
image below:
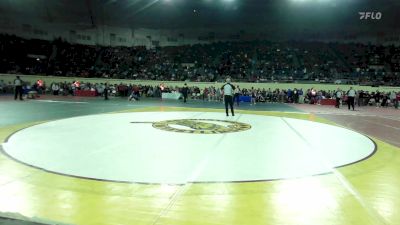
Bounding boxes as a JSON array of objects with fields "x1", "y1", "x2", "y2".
[
  {"x1": 1, "y1": 78, "x2": 398, "y2": 109},
  {"x1": 1, "y1": 33, "x2": 400, "y2": 86},
  {"x1": 174, "y1": 85, "x2": 399, "y2": 108}
]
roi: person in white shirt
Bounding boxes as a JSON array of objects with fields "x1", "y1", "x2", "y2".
[
  {"x1": 347, "y1": 87, "x2": 356, "y2": 111},
  {"x1": 389, "y1": 91, "x2": 397, "y2": 109},
  {"x1": 335, "y1": 88, "x2": 342, "y2": 108},
  {"x1": 51, "y1": 83, "x2": 60, "y2": 95},
  {"x1": 14, "y1": 76, "x2": 23, "y2": 100},
  {"x1": 221, "y1": 78, "x2": 235, "y2": 116}
]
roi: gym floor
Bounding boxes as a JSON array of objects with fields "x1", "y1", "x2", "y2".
[{"x1": 0, "y1": 95, "x2": 399, "y2": 225}]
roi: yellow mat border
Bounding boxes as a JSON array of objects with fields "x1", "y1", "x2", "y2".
[{"x1": 0, "y1": 107, "x2": 398, "y2": 225}]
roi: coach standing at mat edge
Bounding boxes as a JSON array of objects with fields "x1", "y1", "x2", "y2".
[
  {"x1": 182, "y1": 83, "x2": 189, "y2": 103},
  {"x1": 347, "y1": 87, "x2": 356, "y2": 111},
  {"x1": 222, "y1": 78, "x2": 235, "y2": 116}
]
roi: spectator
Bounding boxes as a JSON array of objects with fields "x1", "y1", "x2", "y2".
[{"x1": 335, "y1": 88, "x2": 342, "y2": 108}]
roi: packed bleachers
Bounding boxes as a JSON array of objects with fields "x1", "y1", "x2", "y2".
[
  {"x1": 1, "y1": 33, "x2": 399, "y2": 86},
  {"x1": 1, "y1": 77, "x2": 398, "y2": 109}
]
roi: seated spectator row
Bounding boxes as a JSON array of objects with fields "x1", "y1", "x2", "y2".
[{"x1": 1, "y1": 78, "x2": 398, "y2": 108}]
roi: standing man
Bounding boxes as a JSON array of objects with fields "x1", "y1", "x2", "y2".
[
  {"x1": 347, "y1": 87, "x2": 356, "y2": 111},
  {"x1": 221, "y1": 78, "x2": 235, "y2": 116},
  {"x1": 234, "y1": 85, "x2": 240, "y2": 106},
  {"x1": 0, "y1": 80, "x2": 5, "y2": 94},
  {"x1": 250, "y1": 87, "x2": 256, "y2": 105},
  {"x1": 104, "y1": 82, "x2": 109, "y2": 100},
  {"x1": 14, "y1": 76, "x2": 23, "y2": 100},
  {"x1": 298, "y1": 88, "x2": 304, "y2": 104},
  {"x1": 335, "y1": 88, "x2": 342, "y2": 108},
  {"x1": 182, "y1": 83, "x2": 189, "y2": 103},
  {"x1": 389, "y1": 91, "x2": 398, "y2": 109}
]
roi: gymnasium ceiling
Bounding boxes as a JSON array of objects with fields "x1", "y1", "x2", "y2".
[{"x1": 0, "y1": 0, "x2": 399, "y2": 32}]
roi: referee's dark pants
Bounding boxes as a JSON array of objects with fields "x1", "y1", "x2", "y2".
[
  {"x1": 347, "y1": 96, "x2": 355, "y2": 110},
  {"x1": 183, "y1": 93, "x2": 188, "y2": 103},
  {"x1": 14, "y1": 85, "x2": 23, "y2": 100},
  {"x1": 224, "y1": 95, "x2": 234, "y2": 116}
]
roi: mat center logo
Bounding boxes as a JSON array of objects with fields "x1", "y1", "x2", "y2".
[{"x1": 152, "y1": 119, "x2": 251, "y2": 134}]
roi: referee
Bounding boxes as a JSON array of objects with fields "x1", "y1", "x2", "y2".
[
  {"x1": 14, "y1": 76, "x2": 23, "y2": 100},
  {"x1": 221, "y1": 78, "x2": 235, "y2": 116}
]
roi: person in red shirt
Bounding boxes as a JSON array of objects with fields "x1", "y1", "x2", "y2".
[
  {"x1": 74, "y1": 81, "x2": 81, "y2": 90},
  {"x1": 129, "y1": 85, "x2": 140, "y2": 101}
]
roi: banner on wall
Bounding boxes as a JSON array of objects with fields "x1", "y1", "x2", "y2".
[
  {"x1": 181, "y1": 63, "x2": 195, "y2": 68},
  {"x1": 27, "y1": 54, "x2": 47, "y2": 59}
]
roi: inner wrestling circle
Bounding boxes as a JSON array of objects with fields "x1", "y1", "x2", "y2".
[
  {"x1": 2, "y1": 112, "x2": 376, "y2": 184},
  {"x1": 152, "y1": 119, "x2": 251, "y2": 134}
]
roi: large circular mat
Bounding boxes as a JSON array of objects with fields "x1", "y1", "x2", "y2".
[{"x1": 2, "y1": 112, "x2": 375, "y2": 184}]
